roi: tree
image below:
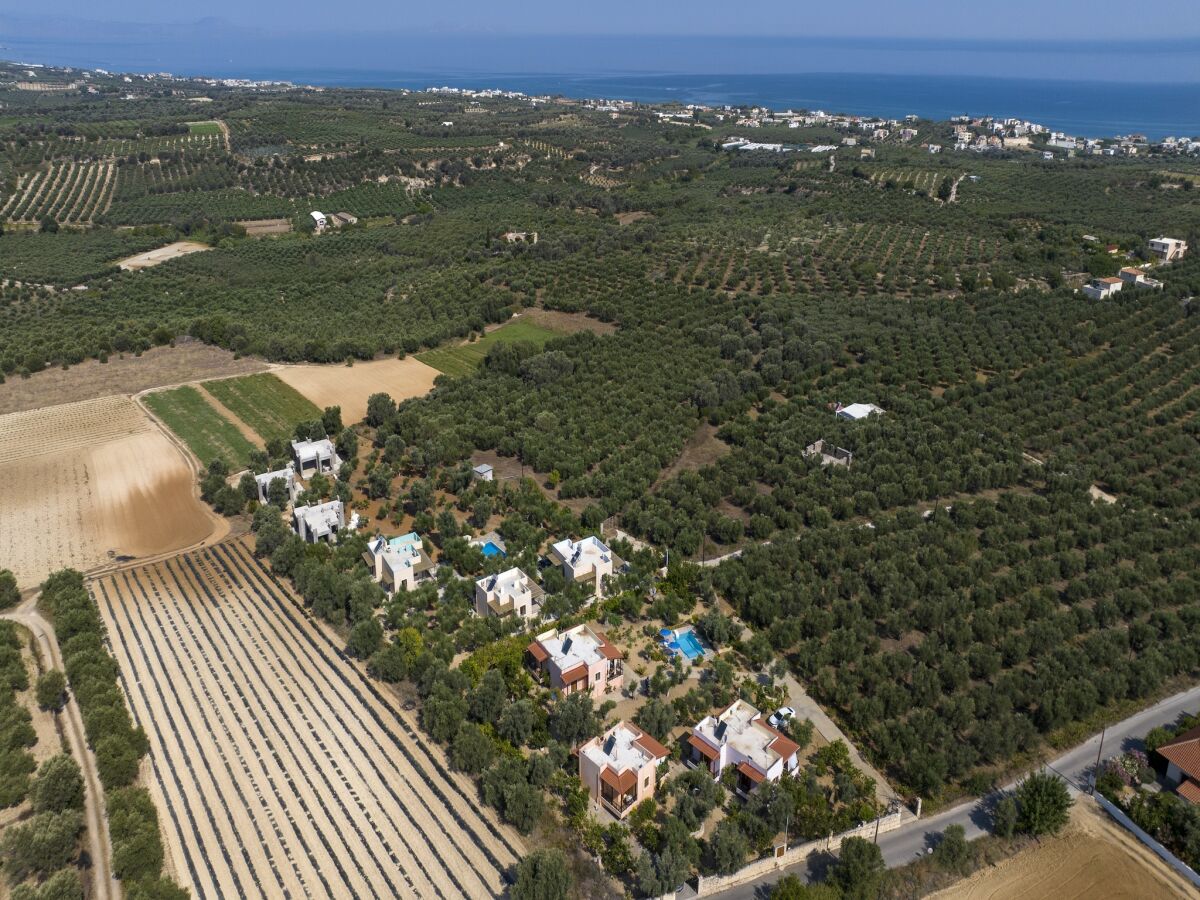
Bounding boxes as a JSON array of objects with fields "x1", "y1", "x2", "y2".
[
  {"x1": 832, "y1": 836, "x2": 885, "y2": 899},
  {"x1": 709, "y1": 819, "x2": 750, "y2": 874},
  {"x1": 468, "y1": 669, "x2": 507, "y2": 725},
  {"x1": 31, "y1": 755, "x2": 84, "y2": 814},
  {"x1": 321, "y1": 406, "x2": 343, "y2": 435},
  {"x1": 124, "y1": 878, "x2": 190, "y2": 900},
  {"x1": 548, "y1": 692, "x2": 600, "y2": 745},
  {"x1": 770, "y1": 876, "x2": 841, "y2": 899},
  {"x1": 511, "y1": 848, "x2": 572, "y2": 900},
  {"x1": 0, "y1": 569, "x2": 19, "y2": 609},
  {"x1": 497, "y1": 699, "x2": 537, "y2": 746},
  {"x1": 450, "y1": 722, "x2": 496, "y2": 774},
  {"x1": 933, "y1": 823, "x2": 971, "y2": 874},
  {"x1": 938, "y1": 176, "x2": 954, "y2": 202},
  {"x1": 11, "y1": 867, "x2": 82, "y2": 900},
  {"x1": 0, "y1": 810, "x2": 82, "y2": 881},
  {"x1": 993, "y1": 794, "x2": 1018, "y2": 838},
  {"x1": 238, "y1": 472, "x2": 258, "y2": 501},
  {"x1": 36, "y1": 670, "x2": 67, "y2": 711},
  {"x1": 1015, "y1": 772, "x2": 1073, "y2": 836},
  {"x1": 366, "y1": 393, "x2": 396, "y2": 427},
  {"x1": 634, "y1": 698, "x2": 676, "y2": 741},
  {"x1": 40, "y1": 216, "x2": 59, "y2": 234},
  {"x1": 267, "y1": 477, "x2": 291, "y2": 509},
  {"x1": 346, "y1": 618, "x2": 383, "y2": 659}
]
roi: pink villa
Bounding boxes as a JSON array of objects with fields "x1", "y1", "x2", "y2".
[
  {"x1": 577, "y1": 722, "x2": 670, "y2": 819},
  {"x1": 527, "y1": 624, "x2": 624, "y2": 700}
]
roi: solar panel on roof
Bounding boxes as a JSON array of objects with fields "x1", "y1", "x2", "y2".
[{"x1": 715, "y1": 722, "x2": 728, "y2": 741}]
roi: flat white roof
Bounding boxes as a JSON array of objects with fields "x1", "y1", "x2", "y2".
[
  {"x1": 552, "y1": 536, "x2": 611, "y2": 568},
  {"x1": 838, "y1": 403, "x2": 883, "y2": 420},
  {"x1": 582, "y1": 723, "x2": 655, "y2": 774},
  {"x1": 538, "y1": 625, "x2": 606, "y2": 671}
]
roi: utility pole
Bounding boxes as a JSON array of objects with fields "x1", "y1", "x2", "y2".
[{"x1": 1091, "y1": 725, "x2": 1107, "y2": 794}]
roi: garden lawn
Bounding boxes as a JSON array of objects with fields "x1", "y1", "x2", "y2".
[
  {"x1": 416, "y1": 320, "x2": 559, "y2": 376},
  {"x1": 203, "y1": 373, "x2": 322, "y2": 444},
  {"x1": 144, "y1": 385, "x2": 257, "y2": 468}
]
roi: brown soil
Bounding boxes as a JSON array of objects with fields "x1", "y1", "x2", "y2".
[
  {"x1": 518, "y1": 307, "x2": 618, "y2": 336},
  {"x1": 615, "y1": 211, "x2": 653, "y2": 225},
  {"x1": 0, "y1": 341, "x2": 267, "y2": 415},
  {"x1": 272, "y1": 357, "x2": 440, "y2": 425},
  {"x1": 239, "y1": 218, "x2": 293, "y2": 236},
  {"x1": 657, "y1": 421, "x2": 730, "y2": 485},
  {"x1": 117, "y1": 240, "x2": 211, "y2": 270},
  {"x1": 932, "y1": 799, "x2": 1193, "y2": 900},
  {"x1": 0, "y1": 396, "x2": 218, "y2": 587}
]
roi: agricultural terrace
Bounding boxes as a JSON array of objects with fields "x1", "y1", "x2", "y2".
[
  {"x1": 92, "y1": 542, "x2": 523, "y2": 899},
  {"x1": 271, "y1": 357, "x2": 440, "y2": 424},
  {"x1": 144, "y1": 386, "x2": 258, "y2": 468},
  {"x1": 203, "y1": 373, "x2": 322, "y2": 443},
  {"x1": 416, "y1": 318, "x2": 564, "y2": 376}
]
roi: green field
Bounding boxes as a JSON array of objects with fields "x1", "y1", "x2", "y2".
[
  {"x1": 144, "y1": 386, "x2": 257, "y2": 467},
  {"x1": 186, "y1": 121, "x2": 223, "y2": 135},
  {"x1": 203, "y1": 373, "x2": 322, "y2": 443},
  {"x1": 416, "y1": 320, "x2": 560, "y2": 376}
]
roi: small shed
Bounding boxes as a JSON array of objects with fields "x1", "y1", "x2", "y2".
[{"x1": 473, "y1": 463, "x2": 494, "y2": 482}]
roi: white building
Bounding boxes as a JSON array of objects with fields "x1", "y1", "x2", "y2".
[
  {"x1": 686, "y1": 700, "x2": 801, "y2": 794},
  {"x1": 293, "y1": 500, "x2": 344, "y2": 543},
  {"x1": 548, "y1": 536, "x2": 616, "y2": 599},
  {"x1": 1119, "y1": 267, "x2": 1164, "y2": 291},
  {"x1": 1149, "y1": 237, "x2": 1188, "y2": 263},
  {"x1": 472, "y1": 463, "x2": 494, "y2": 482},
  {"x1": 835, "y1": 403, "x2": 884, "y2": 421},
  {"x1": 291, "y1": 438, "x2": 340, "y2": 477},
  {"x1": 363, "y1": 532, "x2": 434, "y2": 594},
  {"x1": 254, "y1": 466, "x2": 295, "y2": 504},
  {"x1": 310, "y1": 211, "x2": 328, "y2": 231},
  {"x1": 475, "y1": 567, "x2": 544, "y2": 621},
  {"x1": 1082, "y1": 277, "x2": 1124, "y2": 300}
]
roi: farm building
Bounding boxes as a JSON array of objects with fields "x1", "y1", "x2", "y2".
[
  {"x1": 473, "y1": 463, "x2": 494, "y2": 482},
  {"x1": 1149, "y1": 237, "x2": 1188, "y2": 263},
  {"x1": 310, "y1": 211, "x2": 328, "y2": 231},
  {"x1": 527, "y1": 624, "x2": 623, "y2": 700},
  {"x1": 291, "y1": 438, "x2": 340, "y2": 477},
  {"x1": 475, "y1": 567, "x2": 544, "y2": 621},
  {"x1": 577, "y1": 722, "x2": 669, "y2": 819},
  {"x1": 1083, "y1": 277, "x2": 1124, "y2": 300},
  {"x1": 332, "y1": 212, "x2": 358, "y2": 227},
  {"x1": 803, "y1": 439, "x2": 853, "y2": 468},
  {"x1": 686, "y1": 700, "x2": 801, "y2": 794},
  {"x1": 363, "y1": 532, "x2": 434, "y2": 594},
  {"x1": 254, "y1": 465, "x2": 295, "y2": 503},
  {"x1": 293, "y1": 500, "x2": 344, "y2": 543},
  {"x1": 548, "y1": 536, "x2": 617, "y2": 599},
  {"x1": 835, "y1": 403, "x2": 884, "y2": 421}
]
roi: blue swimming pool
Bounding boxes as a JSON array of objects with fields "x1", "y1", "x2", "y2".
[
  {"x1": 675, "y1": 629, "x2": 705, "y2": 660},
  {"x1": 481, "y1": 541, "x2": 506, "y2": 558}
]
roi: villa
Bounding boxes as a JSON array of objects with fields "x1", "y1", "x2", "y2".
[
  {"x1": 292, "y1": 500, "x2": 345, "y2": 543},
  {"x1": 1158, "y1": 725, "x2": 1200, "y2": 804},
  {"x1": 577, "y1": 722, "x2": 670, "y2": 819},
  {"x1": 254, "y1": 465, "x2": 295, "y2": 503},
  {"x1": 548, "y1": 536, "x2": 617, "y2": 599},
  {"x1": 1083, "y1": 277, "x2": 1124, "y2": 300},
  {"x1": 475, "y1": 567, "x2": 544, "y2": 621},
  {"x1": 835, "y1": 403, "x2": 884, "y2": 421},
  {"x1": 527, "y1": 624, "x2": 623, "y2": 700},
  {"x1": 687, "y1": 699, "x2": 801, "y2": 794},
  {"x1": 1149, "y1": 237, "x2": 1188, "y2": 263},
  {"x1": 291, "y1": 438, "x2": 340, "y2": 477},
  {"x1": 363, "y1": 532, "x2": 435, "y2": 594},
  {"x1": 1119, "y1": 267, "x2": 1164, "y2": 291}
]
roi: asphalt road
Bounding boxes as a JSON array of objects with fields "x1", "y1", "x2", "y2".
[{"x1": 711, "y1": 682, "x2": 1200, "y2": 899}]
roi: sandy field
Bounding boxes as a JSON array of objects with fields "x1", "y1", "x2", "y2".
[
  {"x1": 117, "y1": 241, "x2": 211, "y2": 271},
  {"x1": 0, "y1": 396, "x2": 217, "y2": 588},
  {"x1": 933, "y1": 799, "x2": 1193, "y2": 900},
  {"x1": 0, "y1": 341, "x2": 266, "y2": 415},
  {"x1": 92, "y1": 541, "x2": 523, "y2": 899},
  {"x1": 272, "y1": 357, "x2": 440, "y2": 424}
]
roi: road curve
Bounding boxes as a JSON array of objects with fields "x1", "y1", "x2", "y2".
[{"x1": 3, "y1": 598, "x2": 120, "y2": 900}]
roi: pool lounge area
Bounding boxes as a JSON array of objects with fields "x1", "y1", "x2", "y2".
[
  {"x1": 472, "y1": 531, "x2": 508, "y2": 558},
  {"x1": 481, "y1": 540, "x2": 507, "y2": 558},
  {"x1": 661, "y1": 626, "x2": 709, "y2": 661}
]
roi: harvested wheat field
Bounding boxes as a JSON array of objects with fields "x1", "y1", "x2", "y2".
[
  {"x1": 934, "y1": 798, "x2": 1193, "y2": 900},
  {"x1": 0, "y1": 396, "x2": 217, "y2": 587},
  {"x1": 92, "y1": 541, "x2": 523, "y2": 900},
  {"x1": 117, "y1": 240, "x2": 211, "y2": 270},
  {"x1": 272, "y1": 357, "x2": 439, "y2": 424}
]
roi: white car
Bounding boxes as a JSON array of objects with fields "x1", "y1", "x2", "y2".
[{"x1": 768, "y1": 707, "x2": 796, "y2": 728}]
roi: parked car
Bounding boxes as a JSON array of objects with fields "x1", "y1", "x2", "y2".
[{"x1": 768, "y1": 706, "x2": 796, "y2": 728}]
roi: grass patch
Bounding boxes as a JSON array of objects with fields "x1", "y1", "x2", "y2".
[
  {"x1": 203, "y1": 373, "x2": 322, "y2": 444},
  {"x1": 145, "y1": 385, "x2": 257, "y2": 467},
  {"x1": 186, "y1": 121, "x2": 222, "y2": 135},
  {"x1": 416, "y1": 320, "x2": 560, "y2": 376}
]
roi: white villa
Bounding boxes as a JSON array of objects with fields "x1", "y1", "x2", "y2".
[
  {"x1": 254, "y1": 465, "x2": 295, "y2": 503},
  {"x1": 835, "y1": 403, "x2": 884, "y2": 421},
  {"x1": 293, "y1": 500, "x2": 345, "y2": 543},
  {"x1": 548, "y1": 536, "x2": 616, "y2": 599},
  {"x1": 686, "y1": 700, "x2": 801, "y2": 794},
  {"x1": 291, "y1": 438, "x2": 340, "y2": 477},
  {"x1": 1149, "y1": 237, "x2": 1188, "y2": 263},
  {"x1": 1083, "y1": 277, "x2": 1124, "y2": 300},
  {"x1": 475, "y1": 567, "x2": 544, "y2": 621},
  {"x1": 1119, "y1": 267, "x2": 1164, "y2": 291},
  {"x1": 363, "y1": 532, "x2": 435, "y2": 594}
]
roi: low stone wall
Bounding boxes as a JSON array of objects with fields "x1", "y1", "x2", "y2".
[{"x1": 694, "y1": 808, "x2": 909, "y2": 896}]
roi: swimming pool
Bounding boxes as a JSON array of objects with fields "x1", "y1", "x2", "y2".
[
  {"x1": 674, "y1": 628, "x2": 705, "y2": 660},
  {"x1": 481, "y1": 540, "x2": 506, "y2": 558}
]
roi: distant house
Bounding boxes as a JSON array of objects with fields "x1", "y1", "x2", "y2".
[
  {"x1": 1082, "y1": 277, "x2": 1124, "y2": 300},
  {"x1": 835, "y1": 403, "x2": 883, "y2": 421},
  {"x1": 577, "y1": 722, "x2": 669, "y2": 819},
  {"x1": 293, "y1": 500, "x2": 344, "y2": 543},
  {"x1": 363, "y1": 532, "x2": 434, "y2": 594},
  {"x1": 803, "y1": 439, "x2": 852, "y2": 468},
  {"x1": 254, "y1": 466, "x2": 295, "y2": 504},
  {"x1": 859, "y1": 148, "x2": 875, "y2": 160},
  {"x1": 472, "y1": 463, "x2": 494, "y2": 482},
  {"x1": 686, "y1": 700, "x2": 801, "y2": 794},
  {"x1": 331, "y1": 212, "x2": 358, "y2": 227},
  {"x1": 527, "y1": 624, "x2": 623, "y2": 700},
  {"x1": 1158, "y1": 725, "x2": 1200, "y2": 804},
  {"x1": 310, "y1": 211, "x2": 328, "y2": 231},
  {"x1": 475, "y1": 567, "x2": 544, "y2": 621},
  {"x1": 548, "y1": 536, "x2": 617, "y2": 599},
  {"x1": 502, "y1": 231, "x2": 539, "y2": 244},
  {"x1": 928, "y1": 144, "x2": 942, "y2": 154},
  {"x1": 291, "y1": 438, "x2": 340, "y2": 477},
  {"x1": 1119, "y1": 267, "x2": 1164, "y2": 290},
  {"x1": 1149, "y1": 237, "x2": 1188, "y2": 263}
]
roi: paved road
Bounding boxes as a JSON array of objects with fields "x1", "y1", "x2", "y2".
[
  {"x1": 3, "y1": 596, "x2": 120, "y2": 899},
  {"x1": 711, "y1": 682, "x2": 1200, "y2": 899}
]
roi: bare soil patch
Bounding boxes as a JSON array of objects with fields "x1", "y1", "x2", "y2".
[
  {"x1": 518, "y1": 307, "x2": 617, "y2": 336},
  {"x1": 0, "y1": 396, "x2": 218, "y2": 587},
  {"x1": 239, "y1": 218, "x2": 293, "y2": 236},
  {"x1": 272, "y1": 357, "x2": 439, "y2": 424},
  {"x1": 657, "y1": 422, "x2": 730, "y2": 485},
  {"x1": 0, "y1": 340, "x2": 267, "y2": 415},
  {"x1": 615, "y1": 211, "x2": 653, "y2": 225},
  {"x1": 117, "y1": 240, "x2": 211, "y2": 271},
  {"x1": 933, "y1": 799, "x2": 1192, "y2": 900}
]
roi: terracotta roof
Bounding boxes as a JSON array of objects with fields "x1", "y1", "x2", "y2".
[
  {"x1": 527, "y1": 641, "x2": 549, "y2": 663},
  {"x1": 762, "y1": 723, "x2": 800, "y2": 759},
  {"x1": 633, "y1": 730, "x2": 670, "y2": 760},
  {"x1": 1098, "y1": 277, "x2": 1123, "y2": 284},
  {"x1": 1178, "y1": 779, "x2": 1200, "y2": 805},
  {"x1": 688, "y1": 733, "x2": 719, "y2": 760},
  {"x1": 598, "y1": 637, "x2": 624, "y2": 660},
  {"x1": 559, "y1": 663, "x2": 588, "y2": 686},
  {"x1": 737, "y1": 761, "x2": 766, "y2": 785},
  {"x1": 1159, "y1": 724, "x2": 1200, "y2": 780},
  {"x1": 600, "y1": 766, "x2": 637, "y2": 794}
]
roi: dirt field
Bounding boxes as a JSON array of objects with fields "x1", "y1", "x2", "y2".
[
  {"x1": 239, "y1": 218, "x2": 293, "y2": 236},
  {"x1": 272, "y1": 357, "x2": 440, "y2": 424},
  {"x1": 0, "y1": 396, "x2": 218, "y2": 587},
  {"x1": 92, "y1": 541, "x2": 523, "y2": 899},
  {"x1": 934, "y1": 799, "x2": 1193, "y2": 900},
  {"x1": 0, "y1": 341, "x2": 267, "y2": 415},
  {"x1": 117, "y1": 241, "x2": 211, "y2": 270},
  {"x1": 516, "y1": 307, "x2": 617, "y2": 336}
]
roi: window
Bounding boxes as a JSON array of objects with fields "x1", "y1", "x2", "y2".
[
  {"x1": 643, "y1": 777, "x2": 650, "y2": 788},
  {"x1": 594, "y1": 673, "x2": 602, "y2": 682}
]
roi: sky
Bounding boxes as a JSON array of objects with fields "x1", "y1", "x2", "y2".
[{"x1": 7, "y1": 0, "x2": 1200, "y2": 41}]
